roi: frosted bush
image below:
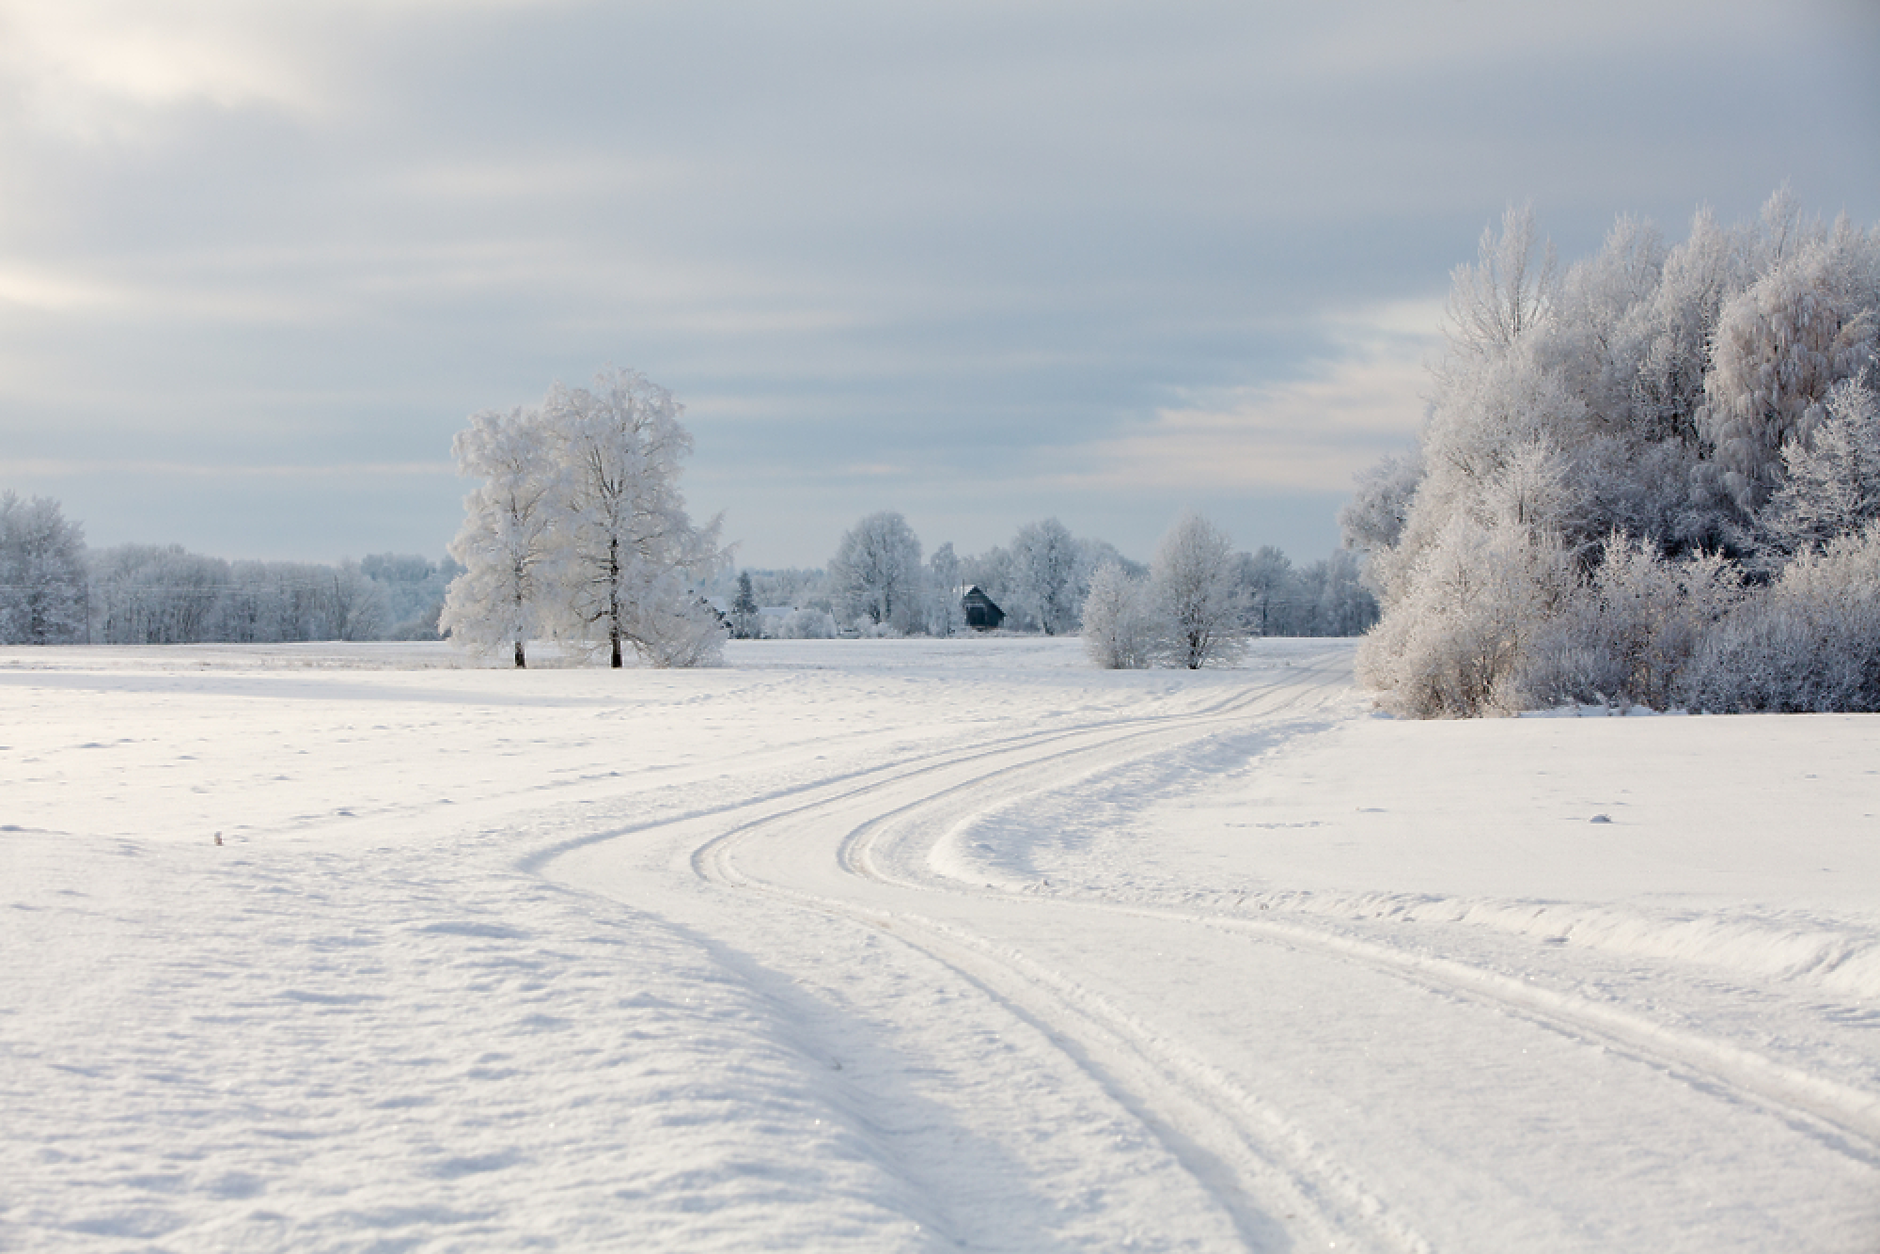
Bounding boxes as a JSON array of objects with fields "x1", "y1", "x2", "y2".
[
  {"x1": 1081, "y1": 562, "x2": 1156, "y2": 669},
  {"x1": 1678, "y1": 521, "x2": 1880, "y2": 712},
  {"x1": 1357, "y1": 515, "x2": 1574, "y2": 718},
  {"x1": 1516, "y1": 535, "x2": 1740, "y2": 710},
  {"x1": 776, "y1": 608, "x2": 837, "y2": 640}
]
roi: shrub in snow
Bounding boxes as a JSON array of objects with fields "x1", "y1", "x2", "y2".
[
  {"x1": 1677, "y1": 521, "x2": 1880, "y2": 713},
  {"x1": 1081, "y1": 561, "x2": 1156, "y2": 669},
  {"x1": 1357, "y1": 514, "x2": 1574, "y2": 717},
  {"x1": 776, "y1": 608, "x2": 837, "y2": 640},
  {"x1": 1517, "y1": 535, "x2": 1740, "y2": 711}
]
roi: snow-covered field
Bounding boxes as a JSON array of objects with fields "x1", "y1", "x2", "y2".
[{"x1": 2, "y1": 638, "x2": 1875, "y2": 1252}]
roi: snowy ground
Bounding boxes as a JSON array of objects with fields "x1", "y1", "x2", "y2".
[{"x1": 1, "y1": 637, "x2": 1875, "y2": 1252}]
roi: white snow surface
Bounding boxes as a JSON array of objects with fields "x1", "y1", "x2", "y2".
[{"x1": 1, "y1": 637, "x2": 1876, "y2": 1252}]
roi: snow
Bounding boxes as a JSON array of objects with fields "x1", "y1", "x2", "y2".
[{"x1": 1, "y1": 638, "x2": 1875, "y2": 1252}]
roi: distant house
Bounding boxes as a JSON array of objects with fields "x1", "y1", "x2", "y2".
[{"x1": 960, "y1": 585, "x2": 1005, "y2": 631}]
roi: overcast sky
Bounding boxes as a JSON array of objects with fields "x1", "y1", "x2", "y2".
[{"x1": 2, "y1": 1, "x2": 1877, "y2": 569}]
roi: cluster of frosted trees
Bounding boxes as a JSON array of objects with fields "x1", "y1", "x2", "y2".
[
  {"x1": 0, "y1": 488, "x2": 458, "y2": 646},
  {"x1": 809, "y1": 511, "x2": 1134, "y2": 640},
  {"x1": 724, "y1": 508, "x2": 1372, "y2": 663},
  {"x1": 87, "y1": 548, "x2": 458, "y2": 644},
  {"x1": 1347, "y1": 194, "x2": 1880, "y2": 715},
  {"x1": 789, "y1": 509, "x2": 1351, "y2": 669},
  {"x1": 1080, "y1": 513, "x2": 1252, "y2": 669},
  {"x1": 91, "y1": 548, "x2": 393, "y2": 644},
  {"x1": 440, "y1": 368, "x2": 728, "y2": 668}
]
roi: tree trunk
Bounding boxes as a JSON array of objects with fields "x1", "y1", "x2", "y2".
[
  {"x1": 609, "y1": 537, "x2": 624, "y2": 667},
  {"x1": 514, "y1": 639, "x2": 527, "y2": 669}
]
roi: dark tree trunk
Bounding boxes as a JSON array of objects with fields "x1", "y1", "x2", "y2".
[
  {"x1": 514, "y1": 639, "x2": 527, "y2": 669},
  {"x1": 609, "y1": 537, "x2": 624, "y2": 668}
]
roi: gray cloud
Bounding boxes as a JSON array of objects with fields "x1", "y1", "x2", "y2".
[{"x1": 1, "y1": 0, "x2": 1876, "y2": 566}]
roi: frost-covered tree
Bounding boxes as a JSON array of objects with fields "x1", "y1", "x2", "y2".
[
  {"x1": 1350, "y1": 192, "x2": 1880, "y2": 715},
  {"x1": 363, "y1": 553, "x2": 463, "y2": 640},
  {"x1": 440, "y1": 405, "x2": 560, "y2": 668},
  {"x1": 924, "y1": 542, "x2": 967, "y2": 637},
  {"x1": 1236, "y1": 545, "x2": 1292, "y2": 636},
  {"x1": 548, "y1": 368, "x2": 729, "y2": 668},
  {"x1": 1008, "y1": 518, "x2": 1083, "y2": 635},
  {"x1": 1755, "y1": 375, "x2": 1880, "y2": 560},
  {"x1": 329, "y1": 560, "x2": 390, "y2": 642},
  {"x1": 1149, "y1": 512, "x2": 1246, "y2": 669},
  {"x1": 0, "y1": 492, "x2": 86, "y2": 645},
  {"x1": 1081, "y1": 561, "x2": 1156, "y2": 669},
  {"x1": 829, "y1": 511, "x2": 923, "y2": 634},
  {"x1": 1696, "y1": 215, "x2": 1880, "y2": 518},
  {"x1": 1339, "y1": 448, "x2": 1422, "y2": 563},
  {"x1": 441, "y1": 369, "x2": 728, "y2": 668}
]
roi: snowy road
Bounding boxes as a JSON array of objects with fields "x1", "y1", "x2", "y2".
[{"x1": 3, "y1": 639, "x2": 1877, "y2": 1251}]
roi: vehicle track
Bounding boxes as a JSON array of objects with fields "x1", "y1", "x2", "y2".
[
  {"x1": 687, "y1": 650, "x2": 1434, "y2": 1251},
  {"x1": 831, "y1": 701, "x2": 1880, "y2": 1171},
  {"x1": 682, "y1": 646, "x2": 1879, "y2": 1247}
]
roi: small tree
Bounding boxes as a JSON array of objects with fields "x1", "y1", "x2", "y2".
[
  {"x1": 924, "y1": 542, "x2": 967, "y2": 637},
  {"x1": 1149, "y1": 512, "x2": 1247, "y2": 669},
  {"x1": 728, "y1": 571, "x2": 761, "y2": 640},
  {"x1": 1081, "y1": 561, "x2": 1155, "y2": 669}
]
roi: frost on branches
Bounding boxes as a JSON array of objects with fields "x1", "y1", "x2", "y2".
[
  {"x1": 0, "y1": 492, "x2": 86, "y2": 645},
  {"x1": 1149, "y1": 513, "x2": 1248, "y2": 670},
  {"x1": 1349, "y1": 194, "x2": 1880, "y2": 716},
  {"x1": 441, "y1": 368, "x2": 729, "y2": 669}
]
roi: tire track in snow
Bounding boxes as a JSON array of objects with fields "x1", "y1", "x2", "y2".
[
  {"x1": 686, "y1": 649, "x2": 1433, "y2": 1252},
  {"x1": 827, "y1": 686, "x2": 1880, "y2": 1175}
]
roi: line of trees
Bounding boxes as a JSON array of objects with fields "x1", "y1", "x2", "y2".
[
  {"x1": 0, "y1": 489, "x2": 461, "y2": 647},
  {"x1": 1347, "y1": 193, "x2": 1880, "y2": 715},
  {"x1": 709, "y1": 508, "x2": 1378, "y2": 667}
]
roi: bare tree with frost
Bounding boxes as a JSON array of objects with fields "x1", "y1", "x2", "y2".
[
  {"x1": 439, "y1": 406, "x2": 560, "y2": 668},
  {"x1": 1008, "y1": 518, "x2": 1083, "y2": 635},
  {"x1": 548, "y1": 369, "x2": 729, "y2": 668},
  {"x1": 829, "y1": 511, "x2": 923, "y2": 635},
  {"x1": 1149, "y1": 512, "x2": 1246, "y2": 669}
]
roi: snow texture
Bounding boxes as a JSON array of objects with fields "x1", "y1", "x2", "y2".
[{"x1": 1, "y1": 638, "x2": 1875, "y2": 1252}]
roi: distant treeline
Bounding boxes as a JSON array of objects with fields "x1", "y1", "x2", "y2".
[
  {"x1": 707, "y1": 513, "x2": 1378, "y2": 641},
  {"x1": 0, "y1": 491, "x2": 458, "y2": 645},
  {"x1": 1, "y1": 489, "x2": 1377, "y2": 650}
]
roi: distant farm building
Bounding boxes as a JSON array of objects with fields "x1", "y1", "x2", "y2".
[{"x1": 961, "y1": 585, "x2": 1005, "y2": 631}]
